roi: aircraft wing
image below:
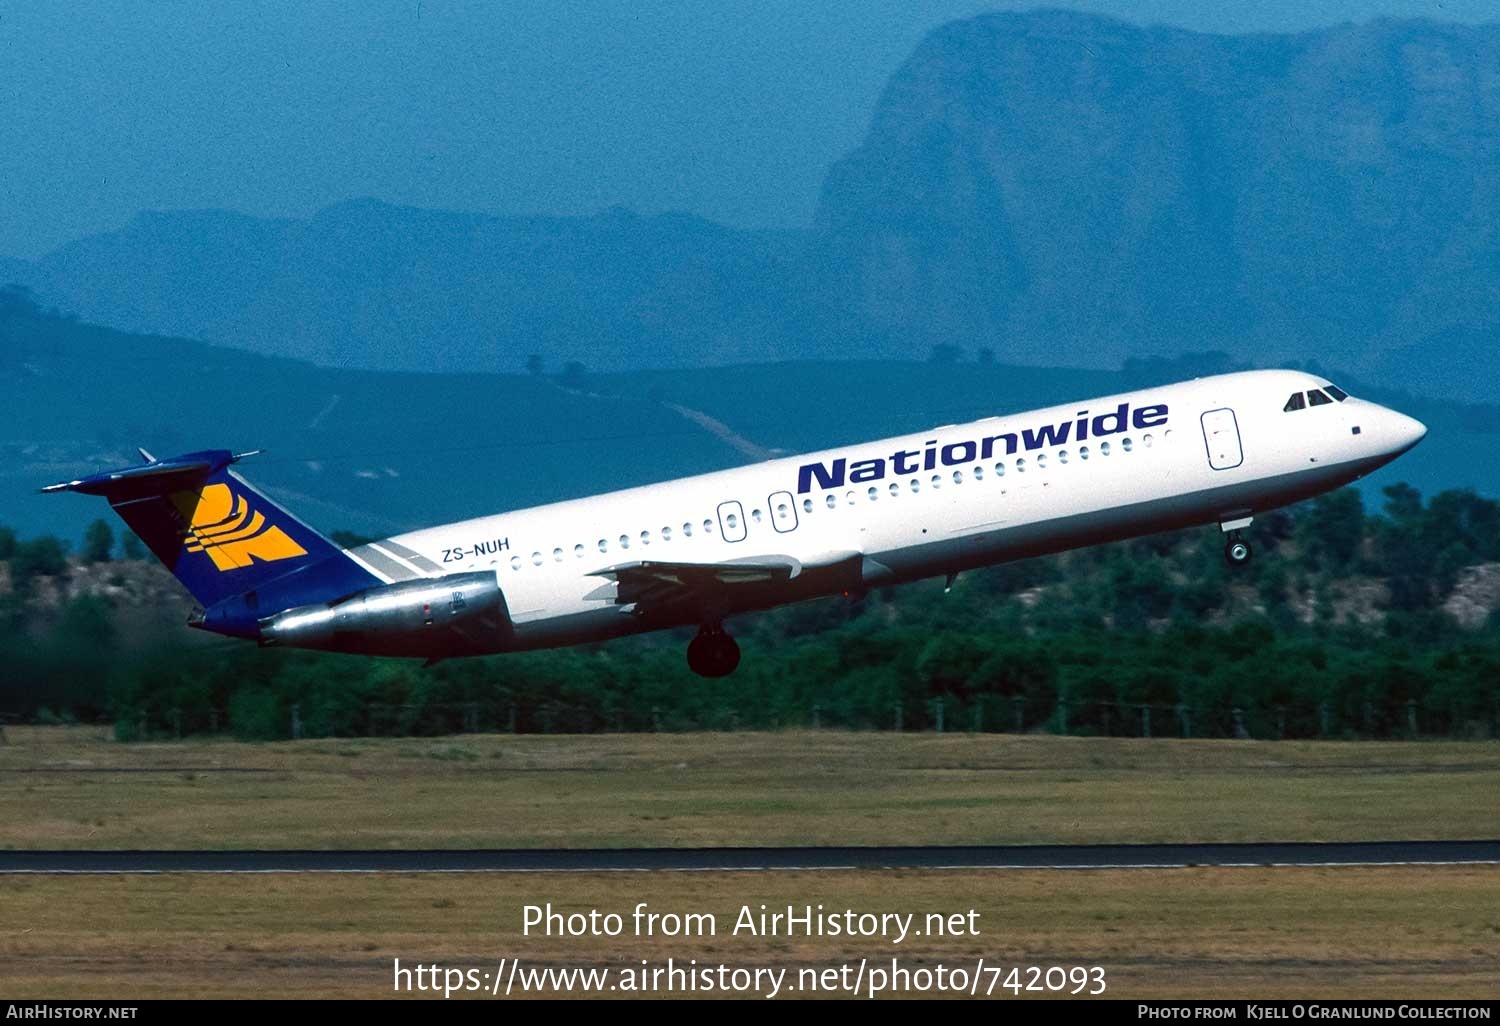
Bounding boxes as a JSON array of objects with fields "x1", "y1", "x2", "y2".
[{"x1": 587, "y1": 556, "x2": 805, "y2": 614}]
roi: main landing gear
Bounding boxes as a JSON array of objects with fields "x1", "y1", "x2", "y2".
[
  {"x1": 687, "y1": 624, "x2": 741, "y2": 678},
  {"x1": 1220, "y1": 513, "x2": 1254, "y2": 568}
]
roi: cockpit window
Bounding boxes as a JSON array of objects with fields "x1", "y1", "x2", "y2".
[
  {"x1": 1283, "y1": 392, "x2": 1306, "y2": 412},
  {"x1": 1325, "y1": 384, "x2": 1349, "y2": 402},
  {"x1": 1308, "y1": 389, "x2": 1332, "y2": 406}
]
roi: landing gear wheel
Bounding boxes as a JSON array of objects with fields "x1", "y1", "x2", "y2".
[
  {"x1": 1224, "y1": 534, "x2": 1253, "y2": 568},
  {"x1": 686, "y1": 627, "x2": 741, "y2": 678}
]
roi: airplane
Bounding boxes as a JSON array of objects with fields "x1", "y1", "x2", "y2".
[{"x1": 45, "y1": 369, "x2": 1425, "y2": 678}]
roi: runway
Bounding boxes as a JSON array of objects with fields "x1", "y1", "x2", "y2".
[{"x1": 2, "y1": 840, "x2": 1497, "y2": 874}]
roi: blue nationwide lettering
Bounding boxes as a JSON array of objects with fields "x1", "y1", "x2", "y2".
[{"x1": 796, "y1": 403, "x2": 1169, "y2": 494}]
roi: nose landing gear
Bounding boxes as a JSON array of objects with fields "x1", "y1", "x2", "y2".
[
  {"x1": 1219, "y1": 513, "x2": 1255, "y2": 568},
  {"x1": 687, "y1": 624, "x2": 741, "y2": 678}
]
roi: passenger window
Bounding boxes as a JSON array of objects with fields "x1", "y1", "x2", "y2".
[
  {"x1": 802, "y1": 498, "x2": 813, "y2": 513},
  {"x1": 826, "y1": 494, "x2": 837, "y2": 508},
  {"x1": 952, "y1": 470, "x2": 963, "y2": 484},
  {"x1": 1284, "y1": 393, "x2": 1306, "y2": 412},
  {"x1": 662, "y1": 527, "x2": 672, "y2": 542},
  {"x1": 867, "y1": 486, "x2": 878, "y2": 501},
  {"x1": 1016, "y1": 458, "x2": 1026, "y2": 472},
  {"x1": 511, "y1": 555, "x2": 522, "y2": 570},
  {"x1": 1143, "y1": 434, "x2": 1153, "y2": 447},
  {"x1": 1058, "y1": 450, "x2": 1068, "y2": 464},
  {"x1": 683, "y1": 522, "x2": 693, "y2": 537},
  {"x1": 751, "y1": 509, "x2": 763, "y2": 522},
  {"x1": 598, "y1": 539, "x2": 608, "y2": 553},
  {"x1": 1326, "y1": 385, "x2": 1349, "y2": 402},
  {"x1": 1308, "y1": 389, "x2": 1332, "y2": 406},
  {"x1": 995, "y1": 463, "x2": 1005, "y2": 476},
  {"x1": 888, "y1": 482, "x2": 900, "y2": 496},
  {"x1": 1079, "y1": 446, "x2": 1089, "y2": 460},
  {"x1": 574, "y1": 543, "x2": 584, "y2": 557},
  {"x1": 725, "y1": 514, "x2": 738, "y2": 530},
  {"x1": 931, "y1": 474, "x2": 942, "y2": 488},
  {"x1": 619, "y1": 534, "x2": 630, "y2": 549},
  {"x1": 1100, "y1": 442, "x2": 1111, "y2": 456},
  {"x1": 973, "y1": 465, "x2": 984, "y2": 480},
  {"x1": 704, "y1": 519, "x2": 714, "y2": 532},
  {"x1": 552, "y1": 547, "x2": 563, "y2": 562},
  {"x1": 1122, "y1": 437, "x2": 1133, "y2": 452},
  {"x1": 531, "y1": 551, "x2": 543, "y2": 566},
  {"x1": 910, "y1": 479, "x2": 920, "y2": 493},
  {"x1": 640, "y1": 530, "x2": 651, "y2": 545},
  {"x1": 1036, "y1": 454, "x2": 1047, "y2": 468}
]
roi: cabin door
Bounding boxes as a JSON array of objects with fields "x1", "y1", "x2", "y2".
[{"x1": 1200, "y1": 408, "x2": 1244, "y2": 470}]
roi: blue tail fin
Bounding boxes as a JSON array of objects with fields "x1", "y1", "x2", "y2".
[{"x1": 43, "y1": 449, "x2": 376, "y2": 610}]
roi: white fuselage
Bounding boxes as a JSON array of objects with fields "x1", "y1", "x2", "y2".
[{"x1": 341, "y1": 370, "x2": 1426, "y2": 652}]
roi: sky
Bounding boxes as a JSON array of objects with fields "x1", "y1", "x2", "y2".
[{"x1": 0, "y1": 0, "x2": 1493, "y2": 259}]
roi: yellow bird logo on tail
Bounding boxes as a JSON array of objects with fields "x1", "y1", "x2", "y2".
[{"x1": 174, "y1": 483, "x2": 307, "y2": 571}]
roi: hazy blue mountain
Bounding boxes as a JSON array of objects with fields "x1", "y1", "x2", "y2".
[
  {"x1": 8, "y1": 15, "x2": 1500, "y2": 402},
  {"x1": 5, "y1": 298, "x2": 1495, "y2": 548},
  {"x1": 4, "y1": 12, "x2": 1500, "y2": 399},
  {"x1": 815, "y1": 11, "x2": 1500, "y2": 401},
  {"x1": 7, "y1": 200, "x2": 814, "y2": 373}
]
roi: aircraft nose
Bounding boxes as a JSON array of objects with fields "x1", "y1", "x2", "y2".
[{"x1": 1386, "y1": 409, "x2": 1427, "y2": 454}]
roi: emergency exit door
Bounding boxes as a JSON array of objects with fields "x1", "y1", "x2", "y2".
[{"x1": 717, "y1": 500, "x2": 748, "y2": 542}]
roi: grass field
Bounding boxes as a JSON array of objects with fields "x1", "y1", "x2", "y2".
[
  {"x1": 2, "y1": 726, "x2": 1498, "y2": 849},
  {"x1": 3, "y1": 727, "x2": 1496, "y2": 999},
  {"x1": 3, "y1": 868, "x2": 1497, "y2": 998}
]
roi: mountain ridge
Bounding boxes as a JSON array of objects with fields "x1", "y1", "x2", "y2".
[{"x1": 5, "y1": 12, "x2": 1500, "y2": 397}]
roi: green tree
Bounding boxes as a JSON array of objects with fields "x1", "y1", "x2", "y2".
[
  {"x1": 122, "y1": 532, "x2": 146, "y2": 560},
  {"x1": 1295, "y1": 489, "x2": 1364, "y2": 572},
  {"x1": 12, "y1": 536, "x2": 68, "y2": 583},
  {"x1": 0, "y1": 526, "x2": 15, "y2": 560},
  {"x1": 82, "y1": 519, "x2": 114, "y2": 563}
]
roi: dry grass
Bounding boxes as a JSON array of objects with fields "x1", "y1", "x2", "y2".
[
  {"x1": 1, "y1": 726, "x2": 1497, "y2": 849},
  {"x1": 2, "y1": 867, "x2": 1496, "y2": 998},
  {"x1": 3, "y1": 728, "x2": 1496, "y2": 999}
]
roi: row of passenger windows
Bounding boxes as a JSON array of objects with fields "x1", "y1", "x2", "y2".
[
  {"x1": 1283, "y1": 385, "x2": 1349, "y2": 412},
  {"x1": 498, "y1": 430, "x2": 1166, "y2": 572},
  {"x1": 507, "y1": 517, "x2": 727, "y2": 569}
]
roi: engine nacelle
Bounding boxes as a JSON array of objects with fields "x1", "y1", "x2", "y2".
[{"x1": 258, "y1": 571, "x2": 511, "y2": 658}]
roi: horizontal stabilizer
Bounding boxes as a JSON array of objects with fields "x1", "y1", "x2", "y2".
[{"x1": 41, "y1": 454, "x2": 221, "y2": 496}]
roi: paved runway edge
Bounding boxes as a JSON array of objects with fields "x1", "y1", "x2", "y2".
[{"x1": 2, "y1": 841, "x2": 1498, "y2": 874}]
